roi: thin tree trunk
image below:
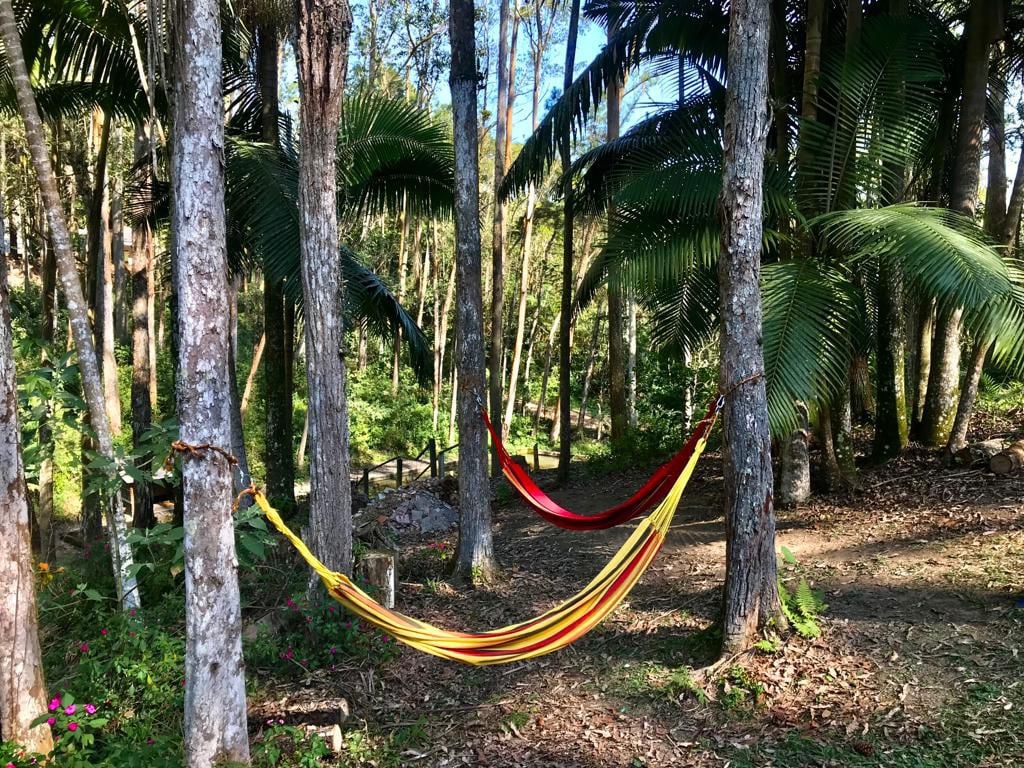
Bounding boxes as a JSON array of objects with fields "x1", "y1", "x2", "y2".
[
  {"x1": 227, "y1": 277, "x2": 251, "y2": 495},
  {"x1": 718, "y1": 0, "x2": 783, "y2": 655},
  {"x1": 557, "y1": 0, "x2": 581, "y2": 483},
  {"x1": 434, "y1": 241, "x2": 457, "y2": 429},
  {"x1": 627, "y1": 296, "x2": 638, "y2": 428},
  {"x1": 0, "y1": 0, "x2": 139, "y2": 611},
  {"x1": 1003, "y1": 143, "x2": 1024, "y2": 249},
  {"x1": 606, "y1": 4, "x2": 628, "y2": 442},
  {"x1": 37, "y1": 234, "x2": 57, "y2": 561},
  {"x1": 946, "y1": 336, "x2": 991, "y2": 457},
  {"x1": 503, "y1": 192, "x2": 534, "y2": 435},
  {"x1": 535, "y1": 310, "x2": 558, "y2": 437},
  {"x1": 296, "y1": 0, "x2": 355, "y2": 586},
  {"x1": 577, "y1": 305, "x2": 603, "y2": 430},
  {"x1": 170, "y1": 0, "x2": 250, "y2": 758},
  {"x1": 240, "y1": 332, "x2": 265, "y2": 418},
  {"x1": 131, "y1": 127, "x2": 155, "y2": 529},
  {"x1": 450, "y1": 0, "x2": 497, "y2": 582},
  {"x1": 0, "y1": 222, "x2": 53, "y2": 755},
  {"x1": 489, "y1": 0, "x2": 511, "y2": 475},
  {"x1": 911, "y1": 301, "x2": 933, "y2": 431},
  {"x1": 259, "y1": 25, "x2": 296, "y2": 510}
]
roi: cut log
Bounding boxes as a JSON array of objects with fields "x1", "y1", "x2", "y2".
[
  {"x1": 356, "y1": 550, "x2": 397, "y2": 608},
  {"x1": 990, "y1": 440, "x2": 1024, "y2": 475},
  {"x1": 954, "y1": 439, "x2": 1006, "y2": 467}
]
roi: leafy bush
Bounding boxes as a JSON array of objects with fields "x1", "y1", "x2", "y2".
[
  {"x1": 348, "y1": 367, "x2": 434, "y2": 462},
  {"x1": 244, "y1": 592, "x2": 400, "y2": 675}
]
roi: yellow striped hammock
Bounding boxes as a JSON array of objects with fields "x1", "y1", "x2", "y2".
[{"x1": 252, "y1": 404, "x2": 719, "y2": 666}]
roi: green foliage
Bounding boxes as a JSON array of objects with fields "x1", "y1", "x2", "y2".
[
  {"x1": 251, "y1": 725, "x2": 330, "y2": 768},
  {"x1": 244, "y1": 593, "x2": 400, "y2": 675},
  {"x1": 718, "y1": 666, "x2": 765, "y2": 711},
  {"x1": 348, "y1": 367, "x2": 435, "y2": 462}
]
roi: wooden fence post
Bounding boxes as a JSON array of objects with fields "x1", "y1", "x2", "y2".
[
  {"x1": 396, "y1": 457, "x2": 403, "y2": 488},
  {"x1": 429, "y1": 438, "x2": 437, "y2": 478},
  {"x1": 533, "y1": 443, "x2": 540, "y2": 471},
  {"x1": 362, "y1": 468, "x2": 370, "y2": 497}
]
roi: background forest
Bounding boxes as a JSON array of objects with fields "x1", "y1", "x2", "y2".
[{"x1": 1, "y1": 0, "x2": 1023, "y2": 766}]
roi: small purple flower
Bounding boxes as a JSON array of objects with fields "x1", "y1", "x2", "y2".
[
  {"x1": 84, "y1": 704, "x2": 97, "y2": 715},
  {"x1": 46, "y1": 717, "x2": 56, "y2": 726},
  {"x1": 64, "y1": 704, "x2": 76, "y2": 715},
  {"x1": 48, "y1": 697, "x2": 61, "y2": 711},
  {"x1": 67, "y1": 722, "x2": 78, "y2": 732}
]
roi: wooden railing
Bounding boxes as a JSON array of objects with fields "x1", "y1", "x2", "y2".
[{"x1": 358, "y1": 438, "x2": 460, "y2": 497}]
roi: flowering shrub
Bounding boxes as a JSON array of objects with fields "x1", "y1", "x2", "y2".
[
  {"x1": 0, "y1": 741, "x2": 43, "y2": 768},
  {"x1": 245, "y1": 593, "x2": 400, "y2": 674}
]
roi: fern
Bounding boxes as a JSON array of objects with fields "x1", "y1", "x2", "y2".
[{"x1": 778, "y1": 577, "x2": 825, "y2": 640}]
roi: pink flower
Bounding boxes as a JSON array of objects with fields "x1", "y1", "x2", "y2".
[
  {"x1": 46, "y1": 717, "x2": 55, "y2": 726},
  {"x1": 79, "y1": 643, "x2": 89, "y2": 653},
  {"x1": 64, "y1": 704, "x2": 76, "y2": 715},
  {"x1": 67, "y1": 722, "x2": 78, "y2": 732},
  {"x1": 48, "y1": 697, "x2": 61, "y2": 711},
  {"x1": 84, "y1": 704, "x2": 97, "y2": 715},
  {"x1": 129, "y1": 608, "x2": 136, "y2": 617},
  {"x1": 7, "y1": 762, "x2": 16, "y2": 768},
  {"x1": 100, "y1": 628, "x2": 108, "y2": 636}
]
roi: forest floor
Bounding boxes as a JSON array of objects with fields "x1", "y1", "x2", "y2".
[{"x1": 249, "y1": 416, "x2": 1024, "y2": 767}]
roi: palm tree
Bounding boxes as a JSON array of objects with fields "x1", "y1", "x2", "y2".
[{"x1": 505, "y1": 0, "x2": 1021, "y2": 460}]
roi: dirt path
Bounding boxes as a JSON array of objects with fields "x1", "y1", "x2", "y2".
[{"x1": 253, "y1": 444, "x2": 1024, "y2": 767}]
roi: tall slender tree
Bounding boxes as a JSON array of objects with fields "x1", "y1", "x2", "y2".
[
  {"x1": 718, "y1": 0, "x2": 784, "y2": 654},
  {"x1": 0, "y1": 204, "x2": 53, "y2": 757},
  {"x1": 296, "y1": 0, "x2": 356, "y2": 585},
  {"x1": 606, "y1": 1, "x2": 628, "y2": 442},
  {"x1": 490, "y1": 0, "x2": 511, "y2": 474},
  {"x1": 557, "y1": 0, "x2": 581, "y2": 483},
  {"x1": 170, "y1": 0, "x2": 250, "y2": 762},
  {"x1": 450, "y1": 0, "x2": 497, "y2": 582},
  {"x1": 0, "y1": 0, "x2": 139, "y2": 611},
  {"x1": 258, "y1": 22, "x2": 297, "y2": 510}
]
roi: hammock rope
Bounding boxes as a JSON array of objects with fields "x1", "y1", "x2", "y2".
[
  {"x1": 480, "y1": 399, "x2": 721, "y2": 530},
  {"x1": 249, "y1": 404, "x2": 720, "y2": 666}
]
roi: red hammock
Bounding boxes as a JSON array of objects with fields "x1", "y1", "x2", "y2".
[{"x1": 481, "y1": 400, "x2": 719, "y2": 531}]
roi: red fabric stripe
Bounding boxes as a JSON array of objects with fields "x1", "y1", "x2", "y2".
[{"x1": 482, "y1": 400, "x2": 717, "y2": 530}]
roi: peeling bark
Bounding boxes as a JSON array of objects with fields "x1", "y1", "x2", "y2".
[{"x1": 718, "y1": 0, "x2": 783, "y2": 654}]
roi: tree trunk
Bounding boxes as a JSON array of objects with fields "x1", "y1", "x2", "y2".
[
  {"x1": 170, "y1": 0, "x2": 250, "y2": 762},
  {"x1": 258, "y1": 25, "x2": 296, "y2": 511},
  {"x1": 920, "y1": 0, "x2": 992, "y2": 445},
  {"x1": 296, "y1": 0, "x2": 355, "y2": 588},
  {"x1": 718, "y1": 0, "x2": 783, "y2": 655},
  {"x1": 131, "y1": 127, "x2": 155, "y2": 529},
  {"x1": 606, "y1": 6, "x2": 628, "y2": 443},
  {"x1": 489, "y1": 0, "x2": 511, "y2": 475},
  {"x1": 0, "y1": 195, "x2": 54, "y2": 756},
  {"x1": 535, "y1": 310, "x2": 558, "y2": 437},
  {"x1": 240, "y1": 332, "x2": 265, "y2": 418},
  {"x1": 983, "y1": 72, "x2": 1007, "y2": 240},
  {"x1": 1003, "y1": 143, "x2": 1024, "y2": 249},
  {"x1": 577, "y1": 305, "x2": 604, "y2": 430},
  {"x1": 557, "y1": 0, "x2": 581, "y2": 483},
  {"x1": 227, "y1": 277, "x2": 252, "y2": 496},
  {"x1": 433, "y1": 244, "x2": 457, "y2": 430},
  {"x1": 503, "y1": 208, "x2": 532, "y2": 434},
  {"x1": 779, "y1": 403, "x2": 810, "y2": 507},
  {"x1": 0, "y1": 0, "x2": 139, "y2": 610},
  {"x1": 450, "y1": 0, "x2": 497, "y2": 582},
  {"x1": 945, "y1": 335, "x2": 991, "y2": 457},
  {"x1": 37, "y1": 231, "x2": 57, "y2": 561}
]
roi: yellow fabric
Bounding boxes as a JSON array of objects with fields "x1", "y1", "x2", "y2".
[{"x1": 252, "y1": 427, "x2": 710, "y2": 665}]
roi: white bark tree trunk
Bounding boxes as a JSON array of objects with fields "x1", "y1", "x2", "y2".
[
  {"x1": 0, "y1": 0, "x2": 139, "y2": 611},
  {"x1": 0, "y1": 202, "x2": 53, "y2": 756},
  {"x1": 170, "y1": 0, "x2": 250, "y2": 762}
]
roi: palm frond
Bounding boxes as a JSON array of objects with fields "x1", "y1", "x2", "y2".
[
  {"x1": 813, "y1": 205, "x2": 1011, "y2": 313},
  {"x1": 761, "y1": 260, "x2": 860, "y2": 435}
]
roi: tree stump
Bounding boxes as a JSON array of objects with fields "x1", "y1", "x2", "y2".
[
  {"x1": 356, "y1": 550, "x2": 397, "y2": 608},
  {"x1": 990, "y1": 440, "x2": 1024, "y2": 475}
]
